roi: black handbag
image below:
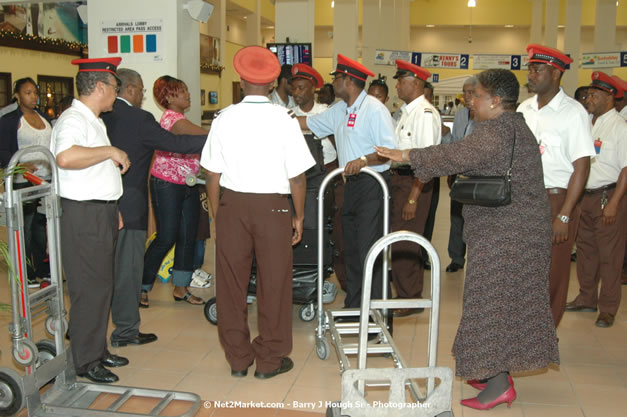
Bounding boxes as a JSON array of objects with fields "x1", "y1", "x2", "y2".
[{"x1": 449, "y1": 132, "x2": 516, "y2": 207}]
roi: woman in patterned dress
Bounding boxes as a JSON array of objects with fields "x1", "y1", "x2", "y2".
[
  {"x1": 376, "y1": 69, "x2": 559, "y2": 411},
  {"x1": 141, "y1": 76, "x2": 208, "y2": 305}
]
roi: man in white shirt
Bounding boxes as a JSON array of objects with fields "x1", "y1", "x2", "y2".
[
  {"x1": 518, "y1": 44, "x2": 595, "y2": 328},
  {"x1": 269, "y1": 64, "x2": 295, "y2": 109},
  {"x1": 390, "y1": 59, "x2": 441, "y2": 317},
  {"x1": 566, "y1": 72, "x2": 627, "y2": 328},
  {"x1": 51, "y1": 57, "x2": 130, "y2": 383},
  {"x1": 202, "y1": 46, "x2": 314, "y2": 379}
]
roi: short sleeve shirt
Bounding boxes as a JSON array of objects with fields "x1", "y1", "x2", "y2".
[
  {"x1": 293, "y1": 102, "x2": 337, "y2": 165},
  {"x1": 200, "y1": 95, "x2": 315, "y2": 194},
  {"x1": 587, "y1": 109, "x2": 627, "y2": 189},
  {"x1": 151, "y1": 109, "x2": 201, "y2": 184},
  {"x1": 395, "y1": 95, "x2": 441, "y2": 150},
  {"x1": 306, "y1": 90, "x2": 397, "y2": 172},
  {"x1": 50, "y1": 99, "x2": 123, "y2": 200},
  {"x1": 517, "y1": 88, "x2": 595, "y2": 188}
]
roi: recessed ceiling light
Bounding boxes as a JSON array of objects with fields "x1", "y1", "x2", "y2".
[
  {"x1": 468, "y1": 0, "x2": 476, "y2": 7},
  {"x1": 426, "y1": 24, "x2": 435, "y2": 28},
  {"x1": 504, "y1": 24, "x2": 514, "y2": 28},
  {"x1": 558, "y1": 24, "x2": 564, "y2": 28}
]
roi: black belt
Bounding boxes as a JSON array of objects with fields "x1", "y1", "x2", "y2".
[
  {"x1": 390, "y1": 166, "x2": 414, "y2": 177},
  {"x1": 546, "y1": 188, "x2": 566, "y2": 195},
  {"x1": 62, "y1": 198, "x2": 118, "y2": 205},
  {"x1": 584, "y1": 183, "x2": 616, "y2": 194},
  {"x1": 345, "y1": 171, "x2": 389, "y2": 182}
]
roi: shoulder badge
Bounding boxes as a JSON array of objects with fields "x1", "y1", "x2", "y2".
[
  {"x1": 287, "y1": 109, "x2": 296, "y2": 119},
  {"x1": 212, "y1": 110, "x2": 222, "y2": 120},
  {"x1": 424, "y1": 108, "x2": 433, "y2": 113}
]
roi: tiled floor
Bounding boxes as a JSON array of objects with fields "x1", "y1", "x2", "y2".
[{"x1": 2, "y1": 180, "x2": 626, "y2": 417}]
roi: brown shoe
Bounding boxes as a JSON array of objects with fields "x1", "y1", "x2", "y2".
[
  {"x1": 564, "y1": 300, "x2": 597, "y2": 312},
  {"x1": 595, "y1": 312, "x2": 615, "y2": 328},
  {"x1": 393, "y1": 307, "x2": 424, "y2": 317}
]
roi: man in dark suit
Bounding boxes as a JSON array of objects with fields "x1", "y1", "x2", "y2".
[{"x1": 101, "y1": 68, "x2": 207, "y2": 347}]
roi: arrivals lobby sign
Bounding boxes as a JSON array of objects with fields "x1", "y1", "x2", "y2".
[{"x1": 101, "y1": 19, "x2": 164, "y2": 62}]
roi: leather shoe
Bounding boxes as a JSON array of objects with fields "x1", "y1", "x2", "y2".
[
  {"x1": 393, "y1": 307, "x2": 424, "y2": 317},
  {"x1": 595, "y1": 312, "x2": 615, "y2": 328},
  {"x1": 101, "y1": 353, "x2": 129, "y2": 368},
  {"x1": 111, "y1": 332, "x2": 158, "y2": 347},
  {"x1": 254, "y1": 357, "x2": 294, "y2": 379},
  {"x1": 564, "y1": 301, "x2": 597, "y2": 312},
  {"x1": 78, "y1": 364, "x2": 119, "y2": 383},
  {"x1": 445, "y1": 262, "x2": 463, "y2": 273},
  {"x1": 231, "y1": 360, "x2": 254, "y2": 377}
]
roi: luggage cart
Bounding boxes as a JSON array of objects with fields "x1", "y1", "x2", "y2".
[
  {"x1": 326, "y1": 231, "x2": 454, "y2": 417},
  {"x1": 314, "y1": 167, "x2": 391, "y2": 361},
  {"x1": 0, "y1": 147, "x2": 200, "y2": 417}
]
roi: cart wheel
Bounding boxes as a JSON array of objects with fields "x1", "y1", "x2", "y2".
[
  {"x1": 325, "y1": 401, "x2": 349, "y2": 417},
  {"x1": 45, "y1": 316, "x2": 67, "y2": 337},
  {"x1": 299, "y1": 304, "x2": 316, "y2": 322},
  {"x1": 204, "y1": 297, "x2": 217, "y2": 325},
  {"x1": 35, "y1": 339, "x2": 57, "y2": 366},
  {"x1": 0, "y1": 368, "x2": 24, "y2": 416},
  {"x1": 13, "y1": 339, "x2": 37, "y2": 367},
  {"x1": 315, "y1": 337, "x2": 330, "y2": 360}
]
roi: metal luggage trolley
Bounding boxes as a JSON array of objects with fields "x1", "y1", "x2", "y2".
[
  {"x1": 0, "y1": 147, "x2": 200, "y2": 417},
  {"x1": 314, "y1": 169, "x2": 454, "y2": 417}
]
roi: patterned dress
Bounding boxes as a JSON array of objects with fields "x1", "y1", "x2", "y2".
[{"x1": 408, "y1": 111, "x2": 559, "y2": 379}]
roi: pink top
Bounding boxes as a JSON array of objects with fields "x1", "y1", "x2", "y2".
[{"x1": 150, "y1": 109, "x2": 200, "y2": 184}]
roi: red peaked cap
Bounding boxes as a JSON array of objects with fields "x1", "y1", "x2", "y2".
[
  {"x1": 330, "y1": 54, "x2": 375, "y2": 82},
  {"x1": 71, "y1": 57, "x2": 122, "y2": 79},
  {"x1": 526, "y1": 44, "x2": 573, "y2": 72},
  {"x1": 233, "y1": 46, "x2": 281, "y2": 84},
  {"x1": 612, "y1": 75, "x2": 627, "y2": 98},
  {"x1": 291, "y1": 64, "x2": 324, "y2": 88},
  {"x1": 589, "y1": 72, "x2": 624, "y2": 99},
  {"x1": 394, "y1": 59, "x2": 431, "y2": 81}
]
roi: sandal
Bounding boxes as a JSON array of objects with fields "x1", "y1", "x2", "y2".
[
  {"x1": 173, "y1": 291, "x2": 204, "y2": 305},
  {"x1": 139, "y1": 291, "x2": 149, "y2": 308}
]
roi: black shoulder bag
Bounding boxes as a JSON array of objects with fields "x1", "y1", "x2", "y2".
[{"x1": 449, "y1": 132, "x2": 516, "y2": 207}]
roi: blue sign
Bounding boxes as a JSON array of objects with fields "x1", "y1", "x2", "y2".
[
  {"x1": 411, "y1": 52, "x2": 422, "y2": 66},
  {"x1": 460, "y1": 54, "x2": 469, "y2": 69},
  {"x1": 622, "y1": 52, "x2": 627, "y2": 67},
  {"x1": 431, "y1": 74, "x2": 439, "y2": 83},
  {"x1": 511, "y1": 55, "x2": 522, "y2": 70}
]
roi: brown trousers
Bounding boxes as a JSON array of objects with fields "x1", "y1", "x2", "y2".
[
  {"x1": 215, "y1": 190, "x2": 293, "y2": 373},
  {"x1": 389, "y1": 174, "x2": 433, "y2": 298},
  {"x1": 574, "y1": 189, "x2": 626, "y2": 315},
  {"x1": 547, "y1": 191, "x2": 581, "y2": 327}
]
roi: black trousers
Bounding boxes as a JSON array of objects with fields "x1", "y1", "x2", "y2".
[
  {"x1": 61, "y1": 198, "x2": 118, "y2": 374},
  {"x1": 342, "y1": 172, "x2": 389, "y2": 308}
]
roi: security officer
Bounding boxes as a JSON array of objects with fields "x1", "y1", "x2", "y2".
[
  {"x1": 566, "y1": 72, "x2": 627, "y2": 328},
  {"x1": 518, "y1": 44, "x2": 595, "y2": 327},
  {"x1": 51, "y1": 57, "x2": 130, "y2": 383},
  {"x1": 390, "y1": 60, "x2": 441, "y2": 317},
  {"x1": 299, "y1": 54, "x2": 397, "y2": 310},
  {"x1": 201, "y1": 46, "x2": 314, "y2": 379}
]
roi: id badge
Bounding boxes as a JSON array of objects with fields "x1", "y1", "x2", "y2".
[
  {"x1": 347, "y1": 113, "x2": 357, "y2": 127},
  {"x1": 594, "y1": 139, "x2": 602, "y2": 154}
]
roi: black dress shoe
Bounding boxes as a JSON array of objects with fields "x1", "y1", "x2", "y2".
[
  {"x1": 445, "y1": 262, "x2": 463, "y2": 273},
  {"x1": 393, "y1": 307, "x2": 424, "y2": 317},
  {"x1": 564, "y1": 301, "x2": 597, "y2": 312},
  {"x1": 78, "y1": 364, "x2": 119, "y2": 383},
  {"x1": 101, "y1": 353, "x2": 129, "y2": 368},
  {"x1": 254, "y1": 357, "x2": 294, "y2": 379},
  {"x1": 111, "y1": 332, "x2": 158, "y2": 347},
  {"x1": 231, "y1": 360, "x2": 254, "y2": 377}
]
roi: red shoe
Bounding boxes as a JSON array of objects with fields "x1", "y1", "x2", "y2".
[
  {"x1": 467, "y1": 375, "x2": 514, "y2": 390},
  {"x1": 461, "y1": 386, "x2": 517, "y2": 410}
]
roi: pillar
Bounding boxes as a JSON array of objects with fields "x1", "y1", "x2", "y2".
[
  {"x1": 333, "y1": 0, "x2": 359, "y2": 64},
  {"x1": 545, "y1": 0, "x2": 559, "y2": 47},
  {"x1": 529, "y1": 0, "x2": 543, "y2": 45},
  {"x1": 563, "y1": 0, "x2": 582, "y2": 94},
  {"x1": 275, "y1": 0, "x2": 315, "y2": 45}
]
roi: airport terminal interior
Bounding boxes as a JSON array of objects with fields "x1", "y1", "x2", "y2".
[{"x1": 0, "y1": 0, "x2": 626, "y2": 416}]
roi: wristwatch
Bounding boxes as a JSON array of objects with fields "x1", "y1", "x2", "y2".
[
  {"x1": 556, "y1": 214, "x2": 571, "y2": 224},
  {"x1": 407, "y1": 199, "x2": 416, "y2": 205},
  {"x1": 360, "y1": 155, "x2": 368, "y2": 165}
]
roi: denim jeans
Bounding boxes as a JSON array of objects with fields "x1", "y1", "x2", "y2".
[
  {"x1": 14, "y1": 182, "x2": 48, "y2": 279},
  {"x1": 142, "y1": 177, "x2": 200, "y2": 291}
]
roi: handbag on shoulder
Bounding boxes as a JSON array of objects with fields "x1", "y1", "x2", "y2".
[{"x1": 449, "y1": 131, "x2": 516, "y2": 207}]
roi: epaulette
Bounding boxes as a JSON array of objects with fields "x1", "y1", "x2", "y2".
[
  {"x1": 424, "y1": 108, "x2": 433, "y2": 113},
  {"x1": 287, "y1": 109, "x2": 296, "y2": 119},
  {"x1": 212, "y1": 110, "x2": 222, "y2": 119}
]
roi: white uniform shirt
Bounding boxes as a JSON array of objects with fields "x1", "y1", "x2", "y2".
[
  {"x1": 200, "y1": 95, "x2": 315, "y2": 194},
  {"x1": 395, "y1": 94, "x2": 441, "y2": 151},
  {"x1": 16, "y1": 114, "x2": 52, "y2": 181},
  {"x1": 293, "y1": 102, "x2": 337, "y2": 165},
  {"x1": 587, "y1": 108, "x2": 627, "y2": 189},
  {"x1": 50, "y1": 99, "x2": 123, "y2": 201},
  {"x1": 518, "y1": 88, "x2": 595, "y2": 188},
  {"x1": 269, "y1": 89, "x2": 295, "y2": 109},
  {"x1": 620, "y1": 106, "x2": 627, "y2": 119}
]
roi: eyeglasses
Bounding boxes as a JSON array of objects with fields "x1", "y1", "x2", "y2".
[
  {"x1": 132, "y1": 84, "x2": 147, "y2": 94},
  {"x1": 105, "y1": 81, "x2": 120, "y2": 94}
]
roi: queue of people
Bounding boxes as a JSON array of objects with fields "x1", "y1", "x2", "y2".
[{"x1": 0, "y1": 40, "x2": 624, "y2": 414}]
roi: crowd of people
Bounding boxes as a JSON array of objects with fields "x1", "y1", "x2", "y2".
[{"x1": 0, "y1": 41, "x2": 624, "y2": 412}]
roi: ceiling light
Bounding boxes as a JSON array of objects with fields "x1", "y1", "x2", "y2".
[
  {"x1": 504, "y1": 24, "x2": 514, "y2": 28},
  {"x1": 468, "y1": 0, "x2": 476, "y2": 7},
  {"x1": 331, "y1": 1, "x2": 334, "y2": 8},
  {"x1": 558, "y1": 24, "x2": 564, "y2": 28},
  {"x1": 426, "y1": 24, "x2": 435, "y2": 28}
]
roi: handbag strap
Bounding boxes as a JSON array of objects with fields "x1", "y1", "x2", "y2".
[{"x1": 506, "y1": 126, "x2": 517, "y2": 179}]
